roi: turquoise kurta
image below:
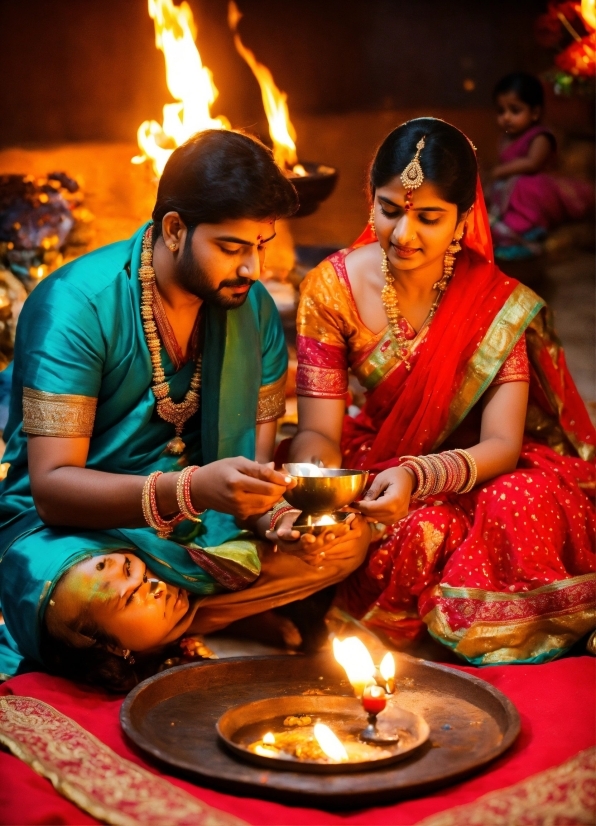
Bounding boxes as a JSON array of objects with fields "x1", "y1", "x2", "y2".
[{"x1": 0, "y1": 223, "x2": 288, "y2": 676}]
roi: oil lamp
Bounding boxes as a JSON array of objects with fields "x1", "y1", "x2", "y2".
[
  {"x1": 334, "y1": 637, "x2": 401, "y2": 746},
  {"x1": 360, "y1": 685, "x2": 399, "y2": 746},
  {"x1": 283, "y1": 464, "x2": 369, "y2": 533}
]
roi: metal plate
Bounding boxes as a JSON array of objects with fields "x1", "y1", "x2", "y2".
[
  {"x1": 121, "y1": 653, "x2": 520, "y2": 808},
  {"x1": 217, "y1": 695, "x2": 430, "y2": 773}
]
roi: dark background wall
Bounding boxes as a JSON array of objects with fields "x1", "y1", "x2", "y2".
[{"x1": 0, "y1": 0, "x2": 551, "y2": 147}]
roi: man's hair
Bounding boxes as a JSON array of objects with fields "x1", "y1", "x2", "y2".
[
  {"x1": 493, "y1": 72, "x2": 544, "y2": 109},
  {"x1": 152, "y1": 129, "x2": 299, "y2": 243}
]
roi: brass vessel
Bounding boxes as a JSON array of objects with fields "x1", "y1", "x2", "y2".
[{"x1": 283, "y1": 464, "x2": 369, "y2": 518}]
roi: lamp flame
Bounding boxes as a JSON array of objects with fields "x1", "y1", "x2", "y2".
[
  {"x1": 134, "y1": 0, "x2": 229, "y2": 176},
  {"x1": 262, "y1": 732, "x2": 275, "y2": 745},
  {"x1": 333, "y1": 636, "x2": 376, "y2": 698},
  {"x1": 313, "y1": 723, "x2": 348, "y2": 761},
  {"x1": 581, "y1": 0, "x2": 596, "y2": 30},
  {"x1": 228, "y1": 1, "x2": 305, "y2": 174},
  {"x1": 380, "y1": 652, "x2": 395, "y2": 681},
  {"x1": 380, "y1": 652, "x2": 396, "y2": 693}
]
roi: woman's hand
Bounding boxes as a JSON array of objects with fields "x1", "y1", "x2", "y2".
[{"x1": 354, "y1": 466, "x2": 414, "y2": 525}]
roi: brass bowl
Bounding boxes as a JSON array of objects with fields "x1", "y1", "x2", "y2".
[{"x1": 283, "y1": 464, "x2": 369, "y2": 516}]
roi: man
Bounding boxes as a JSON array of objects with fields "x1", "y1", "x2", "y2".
[{"x1": 0, "y1": 130, "x2": 370, "y2": 685}]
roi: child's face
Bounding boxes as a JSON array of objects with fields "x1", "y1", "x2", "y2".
[
  {"x1": 495, "y1": 91, "x2": 540, "y2": 137},
  {"x1": 51, "y1": 553, "x2": 196, "y2": 652}
]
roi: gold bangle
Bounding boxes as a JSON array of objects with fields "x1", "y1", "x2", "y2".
[
  {"x1": 142, "y1": 471, "x2": 181, "y2": 539},
  {"x1": 176, "y1": 465, "x2": 204, "y2": 522},
  {"x1": 454, "y1": 449, "x2": 478, "y2": 493}
]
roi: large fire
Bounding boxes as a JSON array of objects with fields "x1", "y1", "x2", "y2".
[
  {"x1": 228, "y1": 2, "x2": 306, "y2": 175},
  {"x1": 133, "y1": 0, "x2": 229, "y2": 176},
  {"x1": 133, "y1": 0, "x2": 306, "y2": 178}
]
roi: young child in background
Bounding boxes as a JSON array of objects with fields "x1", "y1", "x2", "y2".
[{"x1": 488, "y1": 71, "x2": 594, "y2": 261}]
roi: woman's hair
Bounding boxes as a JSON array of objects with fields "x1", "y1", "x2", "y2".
[
  {"x1": 493, "y1": 72, "x2": 544, "y2": 109},
  {"x1": 370, "y1": 118, "x2": 478, "y2": 216},
  {"x1": 40, "y1": 618, "x2": 141, "y2": 693},
  {"x1": 152, "y1": 129, "x2": 299, "y2": 243}
]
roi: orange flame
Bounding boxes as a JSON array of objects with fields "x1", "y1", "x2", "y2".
[
  {"x1": 133, "y1": 0, "x2": 229, "y2": 176},
  {"x1": 581, "y1": 0, "x2": 596, "y2": 30},
  {"x1": 228, "y1": 1, "x2": 305, "y2": 174}
]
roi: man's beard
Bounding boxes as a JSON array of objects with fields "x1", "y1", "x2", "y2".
[{"x1": 175, "y1": 240, "x2": 253, "y2": 309}]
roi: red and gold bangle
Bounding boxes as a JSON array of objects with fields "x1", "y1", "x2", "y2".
[
  {"x1": 176, "y1": 465, "x2": 205, "y2": 522},
  {"x1": 269, "y1": 499, "x2": 299, "y2": 532},
  {"x1": 400, "y1": 457, "x2": 425, "y2": 499},
  {"x1": 455, "y1": 449, "x2": 478, "y2": 493},
  {"x1": 142, "y1": 471, "x2": 181, "y2": 539}
]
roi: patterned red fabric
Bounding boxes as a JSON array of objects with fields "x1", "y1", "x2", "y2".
[
  {"x1": 492, "y1": 334, "x2": 530, "y2": 385},
  {"x1": 0, "y1": 660, "x2": 594, "y2": 825}
]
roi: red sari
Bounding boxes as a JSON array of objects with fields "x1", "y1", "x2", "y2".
[{"x1": 296, "y1": 180, "x2": 595, "y2": 664}]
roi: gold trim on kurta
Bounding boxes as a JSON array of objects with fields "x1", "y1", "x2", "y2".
[
  {"x1": 22, "y1": 388, "x2": 97, "y2": 438},
  {"x1": 0, "y1": 696, "x2": 247, "y2": 826},
  {"x1": 435, "y1": 284, "x2": 544, "y2": 449},
  {"x1": 256, "y1": 372, "x2": 287, "y2": 423}
]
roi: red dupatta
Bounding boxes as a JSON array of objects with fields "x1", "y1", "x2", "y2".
[{"x1": 342, "y1": 178, "x2": 596, "y2": 470}]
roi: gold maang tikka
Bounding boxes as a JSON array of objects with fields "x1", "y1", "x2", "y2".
[{"x1": 401, "y1": 136, "x2": 426, "y2": 210}]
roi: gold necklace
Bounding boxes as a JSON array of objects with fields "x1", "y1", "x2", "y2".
[
  {"x1": 139, "y1": 228, "x2": 202, "y2": 456},
  {"x1": 380, "y1": 250, "x2": 443, "y2": 372}
]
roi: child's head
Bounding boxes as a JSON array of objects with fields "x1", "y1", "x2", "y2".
[
  {"x1": 41, "y1": 552, "x2": 195, "y2": 691},
  {"x1": 493, "y1": 72, "x2": 544, "y2": 137}
]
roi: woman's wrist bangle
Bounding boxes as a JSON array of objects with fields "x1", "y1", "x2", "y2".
[
  {"x1": 269, "y1": 499, "x2": 299, "y2": 532},
  {"x1": 142, "y1": 471, "x2": 181, "y2": 539},
  {"x1": 176, "y1": 465, "x2": 205, "y2": 522},
  {"x1": 400, "y1": 449, "x2": 478, "y2": 499}
]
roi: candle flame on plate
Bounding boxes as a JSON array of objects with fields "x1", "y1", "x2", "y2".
[
  {"x1": 133, "y1": 0, "x2": 229, "y2": 176},
  {"x1": 333, "y1": 636, "x2": 376, "y2": 698},
  {"x1": 314, "y1": 723, "x2": 348, "y2": 761},
  {"x1": 315, "y1": 515, "x2": 336, "y2": 526},
  {"x1": 262, "y1": 731, "x2": 275, "y2": 745},
  {"x1": 380, "y1": 652, "x2": 395, "y2": 681},
  {"x1": 228, "y1": 1, "x2": 306, "y2": 174},
  {"x1": 254, "y1": 744, "x2": 279, "y2": 757}
]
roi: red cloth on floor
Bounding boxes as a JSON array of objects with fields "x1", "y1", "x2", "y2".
[{"x1": 0, "y1": 657, "x2": 594, "y2": 826}]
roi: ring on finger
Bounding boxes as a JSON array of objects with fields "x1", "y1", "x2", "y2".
[{"x1": 319, "y1": 551, "x2": 325, "y2": 559}]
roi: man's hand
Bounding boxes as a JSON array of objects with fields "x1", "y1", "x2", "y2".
[
  {"x1": 354, "y1": 466, "x2": 414, "y2": 525},
  {"x1": 268, "y1": 513, "x2": 371, "y2": 568},
  {"x1": 191, "y1": 458, "x2": 292, "y2": 521}
]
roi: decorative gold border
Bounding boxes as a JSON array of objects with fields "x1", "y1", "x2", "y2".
[
  {"x1": 0, "y1": 695, "x2": 246, "y2": 826},
  {"x1": 424, "y1": 573, "x2": 596, "y2": 663},
  {"x1": 434, "y1": 284, "x2": 544, "y2": 449},
  {"x1": 256, "y1": 372, "x2": 287, "y2": 423},
  {"x1": 417, "y1": 747, "x2": 595, "y2": 826},
  {"x1": 22, "y1": 388, "x2": 97, "y2": 438}
]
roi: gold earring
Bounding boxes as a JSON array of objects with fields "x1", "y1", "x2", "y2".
[
  {"x1": 168, "y1": 242, "x2": 177, "y2": 251},
  {"x1": 434, "y1": 231, "x2": 463, "y2": 291},
  {"x1": 369, "y1": 206, "x2": 376, "y2": 236}
]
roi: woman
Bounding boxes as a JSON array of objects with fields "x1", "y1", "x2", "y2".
[{"x1": 288, "y1": 118, "x2": 595, "y2": 665}]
